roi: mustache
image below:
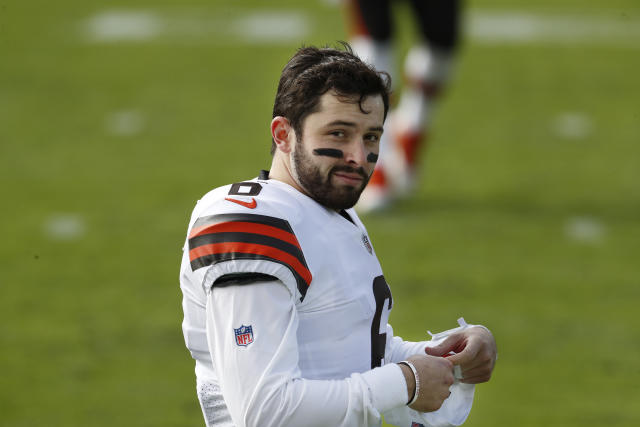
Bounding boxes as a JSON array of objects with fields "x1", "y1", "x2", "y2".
[{"x1": 330, "y1": 165, "x2": 368, "y2": 180}]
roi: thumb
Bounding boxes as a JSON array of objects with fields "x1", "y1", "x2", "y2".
[
  {"x1": 443, "y1": 351, "x2": 467, "y2": 366},
  {"x1": 445, "y1": 340, "x2": 477, "y2": 366},
  {"x1": 425, "y1": 334, "x2": 460, "y2": 357}
]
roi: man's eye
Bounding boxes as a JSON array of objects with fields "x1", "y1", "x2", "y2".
[
  {"x1": 365, "y1": 134, "x2": 380, "y2": 143},
  {"x1": 330, "y1": 131, "x2": 345, "y2": 138}
]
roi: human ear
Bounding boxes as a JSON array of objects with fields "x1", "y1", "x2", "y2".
[{"x1": 270, "y1": 116, "x2": 295, "y2": 154}]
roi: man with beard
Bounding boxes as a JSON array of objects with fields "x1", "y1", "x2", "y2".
[{"x1": 179, "y1": 45, "x2": 497, "y2": 427}]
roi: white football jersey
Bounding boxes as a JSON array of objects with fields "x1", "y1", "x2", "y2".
[{"x1": 180, "y1": 173, "x2": 474, "y2": 427}]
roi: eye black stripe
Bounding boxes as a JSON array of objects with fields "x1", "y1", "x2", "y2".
[{"x1": 313, "y1": 148, "x2": 344, "y2": 158}]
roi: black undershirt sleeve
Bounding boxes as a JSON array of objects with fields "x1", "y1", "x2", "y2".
[{"x1": 213, "y1": 273, "x2": 279, "y2": 287}]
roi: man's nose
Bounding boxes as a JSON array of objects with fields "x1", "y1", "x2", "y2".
[{"x1": 343, "y1": 139, "x2": 368, "y2": 166}]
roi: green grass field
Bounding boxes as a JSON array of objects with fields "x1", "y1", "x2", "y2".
[{"x1": 2, "y1": 0, "x2": 639, "y2": 426}]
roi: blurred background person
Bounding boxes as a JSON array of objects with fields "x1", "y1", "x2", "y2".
[{"x1": 344, "y1": 0, "x2": 462, "y2": 212}]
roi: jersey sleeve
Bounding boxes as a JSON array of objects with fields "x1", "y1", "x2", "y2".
[
  {"x1": 385, "y1": 323, "x2": 430, "y2": 363},
  {"x1": 188, "y1": 210, "x2": 312, "y2": 302},
  {"x1": 206, "y1": 279, "x2": 409, "y2": 427}
]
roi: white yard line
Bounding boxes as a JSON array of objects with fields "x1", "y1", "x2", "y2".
[
  {"x1": 85, "y1": 10, "x2": 163, "y2": 42},
  {"x1": 565, "y1": 216, "x2": 606, "y2": 244},
  {"x1": 551, "y1": 112, "x2": 594, "y2": 140},
  {"x1": 82, "y1": 8, "x2": 640, "y2": 47},
  {"x1": 105, "y1": 110, "x2": 145, "y2": 137},
  {"x1": 83, "y1": 9, "x2": 310, "y2": 44},
  {"x1": 230, "y1": 11, "x2": 310, "y2": 44},
  {"x1": 43, "y1": 214, "x2": 86, "y2": 241},
  {"x1": 468, "y1": 10, "x2": 640, "y2": 47}
]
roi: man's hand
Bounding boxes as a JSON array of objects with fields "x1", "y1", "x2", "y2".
[
  {"x1": 398, "y1": 354, "x2": 455, "y2": 412},
  {"x1": 425, "y1": 326, "x2": 497, "y2": 384}
]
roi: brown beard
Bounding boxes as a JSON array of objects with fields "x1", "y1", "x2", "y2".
[{"x1": 293, "y1": 143, "x2": 369, "y2": 210}]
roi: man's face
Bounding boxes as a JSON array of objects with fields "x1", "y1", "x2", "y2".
[{"x1": 291, "y1": 92, "x2": 384, "y2": 210}]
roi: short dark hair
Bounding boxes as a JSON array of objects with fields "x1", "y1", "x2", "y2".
[{"x1": 271, "y1": 42, "x2": 391, "y2": 154}]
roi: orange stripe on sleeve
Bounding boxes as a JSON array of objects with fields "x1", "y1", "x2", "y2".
[
  {"x1": 189, "y1": 242, "x2": 312, "y2": 287},
  {"x1": 189, "y1": 221, "x2": 300, "y2": 248}
]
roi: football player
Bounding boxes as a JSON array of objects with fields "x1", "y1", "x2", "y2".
[
  {"x1": 345, "y1": 0, "x2": 462, "y2": 212},
  {"x1": 179, "y1": 44, "x2": 496, "y2": 427}
]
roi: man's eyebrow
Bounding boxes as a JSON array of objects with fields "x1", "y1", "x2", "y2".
[
  {"x1": 326, "y1": 120, "x2": 356, "y2": 128},
  {"x1": 325, "y1": 121, "x2": 384, "y2": 133}
]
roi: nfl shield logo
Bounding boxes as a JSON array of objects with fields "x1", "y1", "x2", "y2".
[
  {"x1": 234, "y1": 325, "x2": 254, "y2": 347},
  {"x1": 362, "y1": 234, "x2": 373, "y2": 255},
  {"x1": 411, "y1": 423, "x2": 425, "y2": 427}
]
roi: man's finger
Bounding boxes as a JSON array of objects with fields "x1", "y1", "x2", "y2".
[
  {"x1": 459, "y1": 372, "x2": 493, "y2": 384},
  {"x1": 444, "y1": 342, "x2": 478, "y2": 366},
  {"x1": 453, "y1": 356, "x2": 485, "y2": 372},
  {"x1": 425, "y1": 334, "x2": 463, "y2": 357}
]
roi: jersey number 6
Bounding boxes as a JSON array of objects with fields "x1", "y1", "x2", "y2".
[{"x1": 370, "y1": 276, "x2": 392, "y2": 369}]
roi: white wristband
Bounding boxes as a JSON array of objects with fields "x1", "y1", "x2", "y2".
[{"x1": 398, "y1": 361, "x2": 420, "y2": 406}]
